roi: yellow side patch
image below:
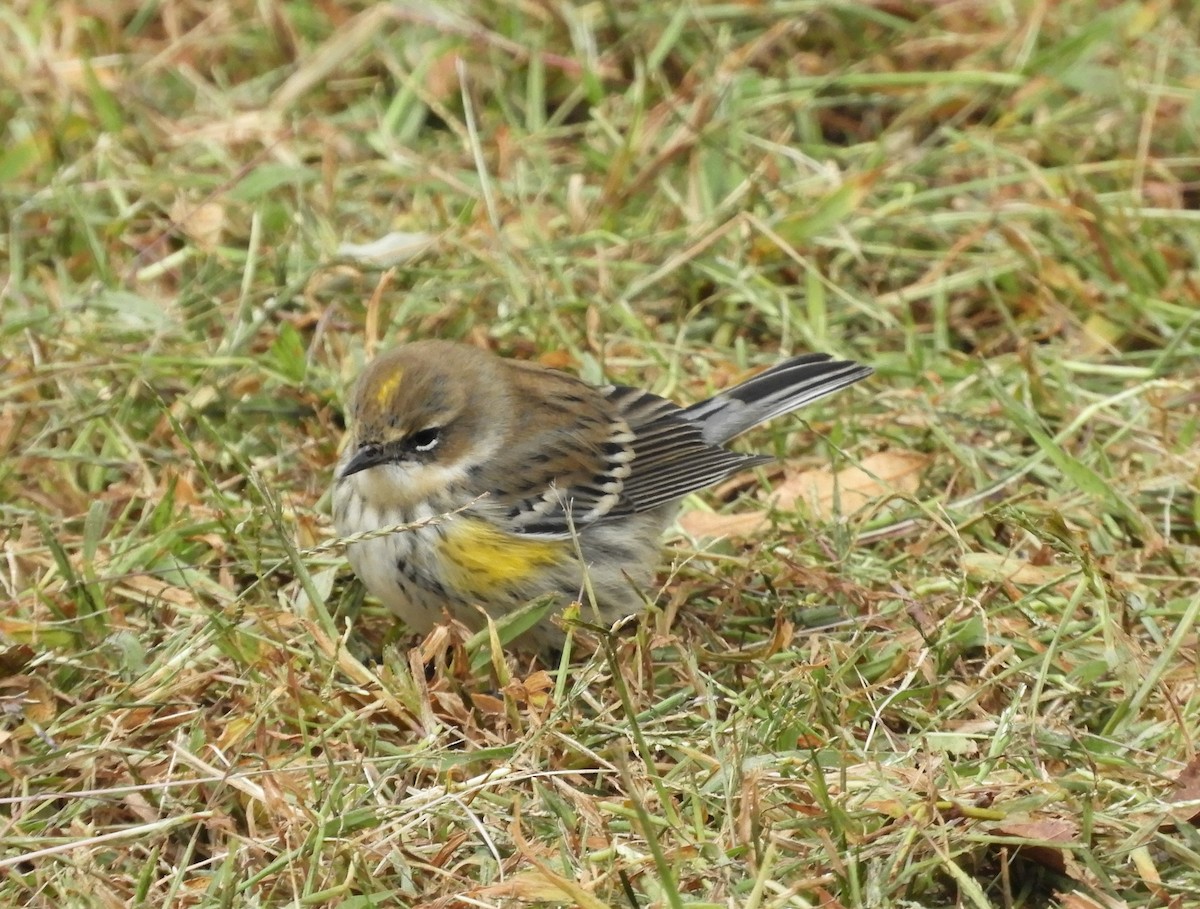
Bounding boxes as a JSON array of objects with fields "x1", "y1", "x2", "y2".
[
  {"x1": 440, "y1": 519, "x2": 565, "y2": 597},
  {"x1": 373, "y1": 368, "x2": 404, "y2": 405}
]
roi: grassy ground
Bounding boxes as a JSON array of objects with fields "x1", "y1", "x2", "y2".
[{"x1": 3, "y1": 1, "x2": 1199, "y2": 906}]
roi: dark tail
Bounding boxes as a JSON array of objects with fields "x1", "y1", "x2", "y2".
[{"x1": 683, "y1": 353, "x2": 872, "y2": 445}]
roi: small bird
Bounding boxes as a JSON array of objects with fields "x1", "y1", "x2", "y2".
[{"x1": 333, "y1": 340, "x2": 871, "y2": 650}]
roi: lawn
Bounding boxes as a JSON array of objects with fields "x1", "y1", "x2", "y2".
[{"x1": 2, "y1": 1, "x2": 1199, "y2": 906}]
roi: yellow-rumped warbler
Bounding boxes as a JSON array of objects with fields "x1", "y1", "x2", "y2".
[{"x1": 333, "y1": 340, "x2": 871, "y2": 650}]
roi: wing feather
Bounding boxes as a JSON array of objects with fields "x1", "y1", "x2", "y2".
[{"x1": 488, "y1": 355, "x2": 868, "y2": 537}]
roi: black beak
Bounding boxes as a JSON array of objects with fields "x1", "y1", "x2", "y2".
[{"x1": 339, "y1": 443, "x2": 388, "y2": 479}]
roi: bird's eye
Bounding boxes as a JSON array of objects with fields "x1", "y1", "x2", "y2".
[{"x1": 409, "y1": 427, "x2": 441, "y2": 452}]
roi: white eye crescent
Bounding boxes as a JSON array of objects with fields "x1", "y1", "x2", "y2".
[{"x1": 410, "y1": 427, "x2": 440, "y2": 452}]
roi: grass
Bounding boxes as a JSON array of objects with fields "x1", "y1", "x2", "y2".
[{"x1": 2, "y1": 0, "x2": 1199, "y2": 906}]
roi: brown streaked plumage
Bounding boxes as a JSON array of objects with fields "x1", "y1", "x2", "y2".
[{"x1": 333, "y1": 340, "x2": 871, "y2": 650}]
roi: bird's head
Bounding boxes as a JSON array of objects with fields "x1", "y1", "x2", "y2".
[{"x1": 337, "y1": 341, "x2": 504, "y2": 508}]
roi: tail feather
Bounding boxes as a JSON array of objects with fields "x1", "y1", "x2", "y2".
[{"x1": 683, "y1": 353, "x2": 872, "y2": 445}]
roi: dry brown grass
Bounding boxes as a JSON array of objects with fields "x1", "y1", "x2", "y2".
[{"x1": 2, "y1": 1, "x2": 1199, "y2": 906}]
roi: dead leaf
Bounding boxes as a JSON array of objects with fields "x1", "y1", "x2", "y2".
[
  {"x1": 962, "y1": 552, "x2": 1075, "y2": 586},
  {"x1": 475, "y1": 870, "x2": 603, "y2": 904},
  {"x1": 537, "y1": 349, "x2": 575, "y2": 370},
  {"x1": 1056, "y1": 891, "x2": 1128, "y2": 909},
  {"x1": 1130, "y1": 844, "x2": 1172, "y2": 904},
  {"x1": 502, "y1": 669, "x2": 554, "y2": 711},
  {"x1": 1168, "y1": 755, "x2": 1200, "y2": 824},
  {"x1": 811, "y1": 887, "x2": 850, "y2": 909},
  {"x1": 116, "y1": 574, "x2": 200, "y2": 607},
  {"x1": 336, "y1": 231, "x2": 436, "y2": 266},
  {"x1": 166, "y1": 110, "x2": 287, "y2": 146},
  {"x1": 678, "y1": 509, "x2": 769, "y2": 538},
  {"x1": 770, "y1": 450, "x2": 927, "y2": 519},
  {"x1": 169, "y1": 198, "x2": 225, "y2": 251},
  {"x1": 430, "y1": 831, "x2": 470, "y2": 869},
  {"x1": 0, "y1": 674, "x2": 57, "y2": 726},
  {"x1": 1141, "y1": 180, "x2": 1183, "y2": 209},
  {"x1": 0, "y1": 645, "x2": 35, "y2": 678},
  {"x1": 678, "y1": 450, "x2": 927, "y2": 538},
  {"x1": 994, "y1": 816, "x2": 1079, "y2": 875},
  {"x1": 469, "y1": 692, "x2": 504, "y2": 715}
]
